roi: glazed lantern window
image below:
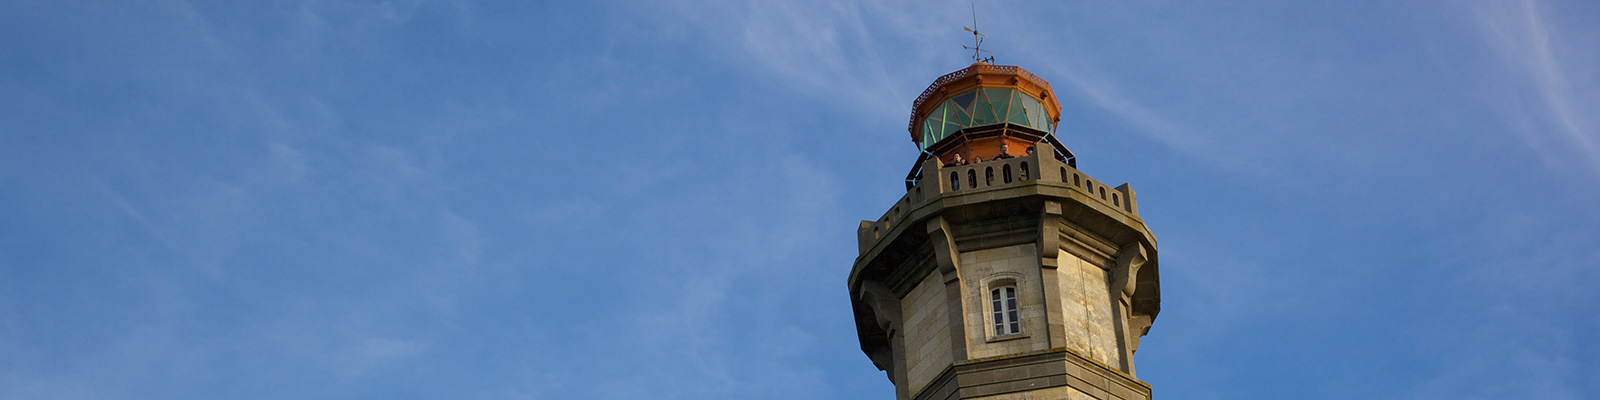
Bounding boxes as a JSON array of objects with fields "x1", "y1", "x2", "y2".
[{"x1": 920, "y1": 88, "x2": 1053, "y2": 150}]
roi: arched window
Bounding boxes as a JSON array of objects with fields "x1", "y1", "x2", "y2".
[
  {"x1": 968, "y1": 169, "x2": 977, "y2": 189},
  {"x1": 1002, "y1": 165, "x2": 1013, "y2": 183},
  {"x1": 991, "y1": 286, "x2": 1020, "y2": 335},
  {"x1": 985, "y1": 167, "x2": 994, "y2": 186},
  {"x1": 1020, "y1": 162, "x2": 1030, "y2": 180},
  {"x1": 950, "y1": 172, "x2": 960, "y2": 191},
  {"x1": 1072, "y1": 173, "x2": 1080, "y2": 187}
]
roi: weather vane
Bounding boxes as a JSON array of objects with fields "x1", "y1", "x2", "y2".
[{"x1": 963, "y1": 3, "x2": 994, "y2": 63}]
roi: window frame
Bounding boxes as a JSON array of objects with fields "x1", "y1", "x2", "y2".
[
  {"x1": 991, "y1": 286, "x2": 1020, "y2": 336},
  {"x1": 981, "y1": 274, "x2": 1028, "y2": 342}
]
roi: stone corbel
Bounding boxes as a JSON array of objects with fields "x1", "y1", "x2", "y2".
[
  {"x1": 1038, "y1": 201, "x2": 1062, "y2": 269},
  {"x1": 1110, "y1": 242, "x2": 1148, "y2": 374},
  {"x1": 926, "y1": 216, "x2": 970, "y2": 360},
  {"x1": 927, "y1": 217, "x2": 960, "y2": 278},
  {"x1": 1037, "y1": 201, "x2": 1069, "y2": 348},
  {"x1": 1127, "y1": 315, "x2": 1153, "y2": 354},
  {"x1": 859, "y1": 281, "x2": 903, "y2": 335},
  {"x1": 858, "y1": 281, "x2": 902, "y2": 375},
  {"x1": 1111, "y1": 243, "x2": 1148, "y2": 298},
  {"x1": 868, "y1": 348, "x2": 894, "y2": 381}
]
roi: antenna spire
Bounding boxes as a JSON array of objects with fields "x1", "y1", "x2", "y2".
[{"x1": 962, "y1": 3, "x2": 995, "y2": 63}]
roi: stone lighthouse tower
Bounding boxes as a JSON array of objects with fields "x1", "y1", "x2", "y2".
[{"x1": 848, "y1": 62, "x2": 1161, "y2": 400}]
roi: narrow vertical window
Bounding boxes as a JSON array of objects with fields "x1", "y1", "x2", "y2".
[
  {"x1": 985, "y1": 167, "x2": 994, "y2": 186},
  {"x1": 951, "y1": 172, "x2": 960, "y2": 191},
  {"x1": 1002, "y1": 165, "x2": 1013, "y2": 183},
  {"x1": 1020, "y1": 162, "x2": 1030, "y2": 180},
  {"x1": 991, "y1": 286, "x2": 1020, "y2": 335},
  {"x1": 968, "y1": 170, "x2": 977, "y2": 189}
]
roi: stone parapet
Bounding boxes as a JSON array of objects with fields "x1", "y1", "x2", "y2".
[{"x1": 856, "y1": 143, "x2": 1140, "y2": 256}]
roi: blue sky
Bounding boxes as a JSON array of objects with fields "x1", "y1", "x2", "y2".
[{"x1": 1, "y1": 1, "x2": 1597, "y2": 399}]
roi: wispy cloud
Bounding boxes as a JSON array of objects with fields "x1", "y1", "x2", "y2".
[
  {"x1": 1475, "y1": 0, "x2": 1600, "y2": 175},
  {"x1": 632, "y1": 0, "x2": 959, "y2": 120},
  {"x1": 641, "y1": 0, "x2": 1217, "y2": 169},
  {"x1": 1020, "y1": 56, "x2": 1201, "y2": 154},
  {"x1": 88, "y1": 177, "x2": 223, "y2": 278}
]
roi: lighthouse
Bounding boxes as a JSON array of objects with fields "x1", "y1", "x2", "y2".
[{"x1": 848, "y1": 62, "x2": 1162, "y2": 400}]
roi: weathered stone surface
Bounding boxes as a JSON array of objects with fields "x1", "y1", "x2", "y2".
[
  {"x1": 903, "y1": 270, "x2": 953, "y2": 395},
  {"x1": 959, "y1": 244, "x2": 1051, "y2": 360}
]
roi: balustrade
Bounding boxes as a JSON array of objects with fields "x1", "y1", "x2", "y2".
[{"x1": 858, "y1": 145, "x2": 1140, "y2": 252}]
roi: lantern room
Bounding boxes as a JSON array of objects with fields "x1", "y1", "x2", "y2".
[{"x1": 906, "y1": 62, "x2": 1075, "y2": 181}]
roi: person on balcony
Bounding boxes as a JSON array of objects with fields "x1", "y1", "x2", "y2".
[
  {"x1": 994, "y1": 143, "x2": 1015, "y2": 160},
  {"x1": 950, "y1": 153, "x2": 965, "y2": 166}
]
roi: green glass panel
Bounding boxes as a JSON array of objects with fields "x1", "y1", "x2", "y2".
[
  {"x1": 973, "y1": 91, "x2": 995, "y2": 125},
  {"x1": 979, "y1": 88, "x2": 1008, "y2": 125},
  {"x1": 951, "y1": 100, "x2": 973, "y2": 126},
  {"x1": 938, "y1": 103, "x2": 952, "y2": 139},
  {"x1": 1023, "y1": 96, "x2": 1045, "y2": 130},
  {"x1": 1007, "y1": 92, "x2": 1030, "y2": 127},
  {"x1": 929, "y1": 104, "x2": 943, "y2": 139},
  {"x1": 951, "y1": 91, "x2": 976, "y2": 114}
]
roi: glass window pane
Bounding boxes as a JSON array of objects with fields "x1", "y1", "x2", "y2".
[
  {"x1": 1024, "y1": 97, "x2": 1046, "y2": 130},
  {"x1": 1018, "y1": 97, "x2": 1035, "y2": 129},
  {"x1": 1008, "y1": 93, "x2": 1030, "y2": 126},
  {"x1": 973, "y1": 90, "x2": 994, "y2": 125},
  {"x1": 982, "y1": 89, "x2": 1009, "y2": 124},
  {"x1": 951, "y1": 100, "x2": 973, "y2": 126},
  {"x1": 1010, "y1": 322, "x2": 1020, "y2": 333},
  {"x1": 951, "y1": 91, "x2": 976, "y2": 113}
]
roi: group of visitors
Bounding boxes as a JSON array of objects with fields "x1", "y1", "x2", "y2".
[{"x1": 946, "y1": 143, "x2": 1036, "y2": 166}]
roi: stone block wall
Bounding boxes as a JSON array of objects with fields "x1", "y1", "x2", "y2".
[
  {"x1": 902, "y1": 270, "x2": 953, "y2": 395},
  {"x1": 1053, "y1": 251, "x2": 1120, "y2": 369},
  {"x1": 958, "y1": 244, "x2": 1051, "y2": 360}
]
